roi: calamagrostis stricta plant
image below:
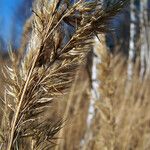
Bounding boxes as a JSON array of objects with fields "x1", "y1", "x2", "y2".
[{"x1": 0, "y1": 0, "x2": 128, "y2": 149}]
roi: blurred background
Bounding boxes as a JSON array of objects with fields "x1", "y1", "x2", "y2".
[{"x1": 0, "y1": 0, "x2": 149, "y2": 54}]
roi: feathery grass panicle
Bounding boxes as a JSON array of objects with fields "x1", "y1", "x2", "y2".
[{"x1": 0, "y1": 0, "x2": 129, "y2": 149}]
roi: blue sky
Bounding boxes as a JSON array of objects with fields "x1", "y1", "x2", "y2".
[
  {"x1": 0, "y1": 0, "x2": 22, "y2": 45},
  {"x1": 0, "y1": 0, "x2": 32, "y2": 50}
]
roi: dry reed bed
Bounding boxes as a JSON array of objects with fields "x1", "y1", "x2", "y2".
[
  {"x1": 0, "y1": 0, "x2": 133, "y2": 149},
  {"x1": 52, "y1": 53, "x2": 150, "y2": 150},
  {"x1": 1, "y1": 52, "x2": 150, "y2": 150},
  {"x1": 86, "y1": 54, "x2": 150, "y2": 150}
]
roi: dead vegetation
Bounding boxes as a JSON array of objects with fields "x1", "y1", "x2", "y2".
[{"x1": 1, "y1": 0, "x2": 150, "y2": 150}]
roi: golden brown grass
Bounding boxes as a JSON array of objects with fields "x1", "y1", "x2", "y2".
[
  {"x1": 51, "y1": 53, "x2": 150, "y2": 150},
  {"x1": 2, "y1": 0, "x2": 148, "y2": 150},
  {"x1": 82, "y1": 54, "x2": 150, "y2": 150},
  {"x1": 1, "y1": 53, "x2": 150, "y2": 150}
]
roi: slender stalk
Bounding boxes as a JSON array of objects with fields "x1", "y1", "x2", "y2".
[{"x1": 7, "y1": 48, "x2": 40, "y2": 150}]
